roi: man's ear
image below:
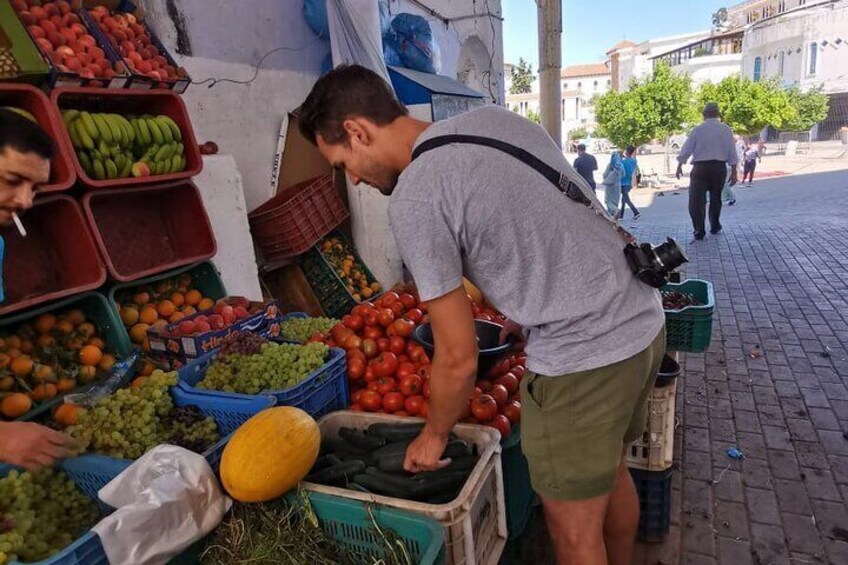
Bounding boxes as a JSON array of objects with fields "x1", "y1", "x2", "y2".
[{"x1": 343, "y1": 118, "x2": 372, "y2": 146}]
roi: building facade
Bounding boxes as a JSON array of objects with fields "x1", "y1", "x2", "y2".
[
  {"x1": 608, "y1": 32, "x2": 711, "y2": 91},
  {"x1": 652, "y1": 30, "x2": 744, "y2": 87}
]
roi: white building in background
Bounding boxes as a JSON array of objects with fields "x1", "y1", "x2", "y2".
[
  {"x1": 651, "y1": 30, "x2": 744, "y2": 86},
  {"x1": 608, "y1": 32, "x2": 711, "y2": 91}
]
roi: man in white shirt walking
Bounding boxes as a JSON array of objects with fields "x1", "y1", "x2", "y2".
[{"x1": 676, "y1": 103, "x2": 738, "y2": 240}]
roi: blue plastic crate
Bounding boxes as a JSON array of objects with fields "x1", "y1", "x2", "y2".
[{"x1": 177, "y1": 344, "x2": 349, "y2": 421}]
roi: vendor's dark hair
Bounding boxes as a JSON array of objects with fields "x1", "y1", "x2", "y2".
[
  {"x1": 0, "y1": 108, "x2": 54, "y2": 159},
  {"x1": 298, "y1": 64, "x2": 408, "y2": 146}
]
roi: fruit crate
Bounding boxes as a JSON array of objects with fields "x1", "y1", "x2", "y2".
[
  {"x1": 177, "y1": 341, "x2": 349, "y2": 421},
  {"x1": 81, "y1": 7, "x2": 190, "y2": 93},
  {"x1": 4, "y1": 0, "x2": 130, "y2": 89},
  {"x1": 284, "y1": 491, "x2": 445, "y2": 565},
  {"x1": 51, "y1": 87, "x2": 202, "y2": 189},
  {"x1": 0, "y1": 83, "x2": 75, "y2": 192},
  {"x1": 301, "y1": 231, "x2": 381, "y2": 319},
  {"x1": 305, "y1": 411, "x2": 507, "y2": 565},
  {"x1": 82, "y1": 181, "x2": 217, "y2": 282},
  {"x1": 107, "y1": 261, "x2": 227, "y2": 313},
  {"x1": 0, "y1": 195, "x2": 105, "y2": 316},
  {"x1": 501, "y1": 426, "x2": 535, "y2": 541},
  {"x1": 0, "y1": 0, "x2": 50, "y2": 84},
  {"x1": 249, "y1": 174, "x2": 349, "y2": 263},
  {"x1": 147, "y1": 300, "x2": 284, "y2": 369},
  {"x1": 662, "y1": 279, "x2": 715, "y2": 353},
  {"x1": 626, "y1": 378, "x2": 677, "y2": 472},
  {"x1": 630, "y1": 467, "x2": 673, "y2": 543}
]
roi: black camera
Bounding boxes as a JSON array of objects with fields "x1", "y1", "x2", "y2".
[{"x1": 624, "y1": 238, "x2": 688, "y2": 288}]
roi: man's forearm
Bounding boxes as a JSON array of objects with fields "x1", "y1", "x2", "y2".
[{"x1": 425, "y1": 356, "x2": 477, "y2": 437}]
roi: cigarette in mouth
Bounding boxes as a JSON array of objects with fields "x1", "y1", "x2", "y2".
[{"x1": 12, "y1": 213, "x2": 26, "y2": 237}]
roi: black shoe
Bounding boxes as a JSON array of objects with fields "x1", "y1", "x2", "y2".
[
  {"x1": 693, "y1": 232, "x2": 705, "y2": 241},
  {"x1": 711, "y1": 227, "x2": 722, "y2": 235},
  {"x1": 727, "y1": 200, "x2": 736, "y2": 206}
]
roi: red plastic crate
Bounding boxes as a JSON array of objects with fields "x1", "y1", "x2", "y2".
[
  {"x1": 0, "y1": 195, "x2": 105, "y2": 316},
  {"x1": 248, "y1": 175, "x2": 349, "y2": 262},
  {"x1": 50, "y1": 87, "x2": 202, "y2": 190},
  {"x1": 0, "y1": 83, "x2": 75, "y2": 193},
  {"x1": 82, "y1": 181, "x2": 217, "y2": 282}
]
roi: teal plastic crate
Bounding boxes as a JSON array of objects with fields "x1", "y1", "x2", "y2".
[
  {"x1": 661, "y1": 279, "x2": 714, "y2": 353},
  {"x1": 502, "y1": 426, "x2": 535, "y2": 541},
  {"x1": 107, "y1": 261, "x2": 227, "y2": 315}
]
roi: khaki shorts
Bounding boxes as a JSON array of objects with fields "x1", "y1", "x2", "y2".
[{"x1": 520, "y1": 329, "x2": 665, "y2": 501}]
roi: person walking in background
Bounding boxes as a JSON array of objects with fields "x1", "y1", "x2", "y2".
[
  {"x1": 676, "y1": 103, "x2": 738, "y2": 240},
  {"x1": 742, "y1": 141, "x2": 762, "y2": 187},
  {"x1": 602, "y1": 150, "x2": 624, "y2": 217},
  {"x1": 618, "y1": 145, "x2": 641, "y2": 220},
  {"x1": 573, "y1": 143, "x2": 598, "y2": 191},
  {"x1": 722, "y1": 164, "x2": 736, "y2": 206}
]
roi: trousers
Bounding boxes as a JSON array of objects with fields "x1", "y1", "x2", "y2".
[{"x1": 689, "y1": 161, "x2": 726, "y2": 235}]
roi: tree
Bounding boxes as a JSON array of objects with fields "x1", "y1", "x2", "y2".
[
  {"x1": 510, "y1": 58, "x2": 534, "y2": 95},
  {"x1": 696, "y1": 76, "x2": 796, "y2": 135},
  {"x1": 569, "y1": 126, "x2": 588, "y2": 141},
  {"x1": 783, "y1": 87, "x2": 829, "y2": 132},
  {"x1": 526, "y1": 109, "x2": 541, "y2": 124},
  {"x1": 594, "y1": 63, "x2": 696, "y2": 149}
]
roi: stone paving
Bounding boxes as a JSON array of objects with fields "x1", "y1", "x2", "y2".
[{"x1": 503, "y1": 169, "x2": 848, "y2": 564}]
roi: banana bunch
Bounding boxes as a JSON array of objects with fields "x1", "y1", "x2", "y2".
[{"x1": 61, "y1": 109, "x2": 186, "y2": 181}]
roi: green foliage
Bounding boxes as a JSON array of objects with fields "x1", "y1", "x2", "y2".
[
  {"x1": 783, "y1": 86, "x2": 830, "y2": 132},
  {"x1": 595, "y1": 63, "x2": 696, "y2": 148},
  {"x1": 569, "y1": 126, "x2": 588, "y2": 141},
  {"x1": 526, "y1": 109, "x2": 541, "y2": 124},
  {"x1": 509, "y1": 58, "x2": 534, "y2": 95},
  {"x1": 696, "y1": 76, "x2": 796, "y2": 135}
]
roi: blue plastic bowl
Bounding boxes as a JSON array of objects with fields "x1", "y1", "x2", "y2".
[{"x1": 412, "y1": 320, "x2": 511, "y2": 375}]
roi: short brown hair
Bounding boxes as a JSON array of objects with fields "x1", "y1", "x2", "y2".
[{"x1": 298, "y1": 64, "x2": 408, "y2": 145}]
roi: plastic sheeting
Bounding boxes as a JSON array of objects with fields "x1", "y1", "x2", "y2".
[
  {"x1": 303, "y1": 0, "x2": 330, "y2": 40},
  {"x1": 384, "y1": 13, "x2": 440, "y2": 74},
  {"x1": 326, "y1": 0, "x2": 390, "y2": 83}
]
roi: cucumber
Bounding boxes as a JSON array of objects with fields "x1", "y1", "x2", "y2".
[
  {"x1": 411, "y1": 471, "x2": 469, "y2": 499},
  {"x1": 415, "y1": 455, "x2": 478, "y2": 478},
  {"x1": 339, "y1": 427, "x2": 387, "y2": 450},
  {"x1": 371, "y1": 438, "x2": 415, "y2": 461},
  {"x1": 375, "y1": 451, "x2": 408, "y2": 474},
  {"x1": 311, "y1": 453, "x2": 343, "y2": 473},
  {"x1": 367, "y1": 422, "x2": 425, "y2": 441},
  {"x1": 352, "y1": 474, "x2": 411, "y2": 498},
  {"x1": 305, "y1": 460, "x2": 366, "y2": 486}
]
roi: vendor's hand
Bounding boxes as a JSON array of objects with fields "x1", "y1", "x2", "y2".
[
  {"x1": 498, "y1": 319, "x2": 522, "y2": 345},
  {"x1": 0, "y1": 422, "x2": 70, "y2": 471},
  {"x1": 404, "y1": 427, "x2": 451, "y2": 473},
  {"x1": 675, "y1": 164, "x2": 684, "y2": 180}
]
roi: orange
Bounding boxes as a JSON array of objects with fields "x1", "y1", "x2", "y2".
[
  {"x1": 65, "y1": 309, "x2": 86, "y2": 325},
  {"x1": 79, "y1": 345, "x2": 103, "y2": 366},
  {"x1": 130, "y1": 323, "x2": 149, "y2": 344},
  {"x1": 131, "y1": 376, "x2": 147, "y2": 389},
  {"x1": 19, "y1": 339, "x2": 33, "y2": 354},
  {"x1": 6, "y1": 335, "x2": 22, "y2": 349},
  {"x1": 133, "y1": 292, "x2": 151, "y2": 306},
  {"x1": 139, "y1": 306, "x2": 159, "y2": 325},
  {"x1": 34, "y1": 313, "x2": 57, "y2": 334},
  {"x1": 120, "y1": 306, "x2": 139, "y2": 326},
  {"x1": 78, "y1": 365, "x2": 98, "y2": 383},
  {"x1": 31, "y1": 383, "x2": 57, "y2": 402},
  {"x1": 170, "y1": 292, "x2": 185, "y2": 307},
  {"x1": 65, "y1": 338, "x2": 84, "y2": 351},
  {"x1": 169, "y1": 311, "x2": 186, "y2": 324},
  {"x1": 36, "y1": 334, "x2": 56, "y2": 348},
  {"x1": 55, "y1": 320, "x2": 74, "y2": 335},
  {"x1": 98, "y1": 354, "x2": 116, "y2": 372},
  {"x1": 0, "y1": 353, "x2": 10, "y2": 370},
  {"x1": 185, "y1": 289, "x2": 202, "y2": 306},
  {"x1": 182, "y1": 306, "x2": 197, "y2": 316},
  {"x1": 33, "y1": 364, "x2": 55, "y2": 382},
  {"x1": 77, "y1": 322, "x2": 96, "y2": 338},
  {"x1": 56, "y1": 378, "x2": 76, "y2": 393},
  {"x1": 10, "y1": 356, "x2": 33, "y2": 377},
  {"x1": 155, "y1": 281, "x2": 173, "y2": 295},
  {"x1": 1, "y1": 393, "x2": 32, "y2": 418},
  {"x1": 198, "y1": 298, "x2": 214, "y2": 311},
  {"x1": 0, "y1": 375, "x2": 14, "y2": 391},
  {"x1": 6, "y1": 348, "x2": 21, "y2": 360},
  {"x1": 53, "y1": 403, "x2": 84, "y2": 426},
  {"x1": 139, "y1": 361, "x2": 155, "y2": 376},
  {"x1": 157, "y1": 300, "x2": 176, "y2": 318},
  {"x1": 87, "y1": 337, "x2": 106, "y2": 349}
]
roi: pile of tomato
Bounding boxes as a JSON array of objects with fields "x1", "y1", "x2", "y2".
[{"x1": 320, "y1": 283, "x2": 524, "y2": 440}]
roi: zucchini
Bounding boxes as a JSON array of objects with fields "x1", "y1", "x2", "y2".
[
  {"x1": 339, "y1": 427, "x2": 387, "y2": 450},
  {"x1": 412, "y1": 471, "x2": 469, "y2": 498},
  {"x1": 424, "y1": 491, "x2": 461, "y2": 505},
  {"x1": 311, "y1": 453, "x2": 343, "y2": 473},
  {"x1": 367, "y1": 422, "x2": 425, "y2": 441},
  {"x1": 416, "y1": 456, "x2": 478, "y2": 478},
  {"x1": 305, "y1": 460, "x2": 366, "y2": 486},
  {"x1": 442, "y1": 440, "x2": 473, "y2": 459},
  {"x1": 352, "y1": 473, "x2": 414, "y2": 499},
  {"x1": 372, "y1": 438, "x2": 415, "y2": 461},
  {"x1": 375, "y1": 451, "x2": 408, "y2": 474}
]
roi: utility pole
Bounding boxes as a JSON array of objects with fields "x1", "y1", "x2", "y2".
[{"x1": 537, "y1": 0, "x2": 562, "y2": 147}]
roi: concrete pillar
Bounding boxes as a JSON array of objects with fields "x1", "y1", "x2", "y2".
[{"x1": 537, "y1": 0, "x2": 562, "y2": 147}]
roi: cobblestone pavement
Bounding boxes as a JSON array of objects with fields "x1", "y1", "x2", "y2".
[{"x1": 503, "y1": 169, "x2": 848, "y2": 564}]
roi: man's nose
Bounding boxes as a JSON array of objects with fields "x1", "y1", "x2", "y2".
[{"x1": 11, "y1": 184, "x2": 35, "y2": 211}]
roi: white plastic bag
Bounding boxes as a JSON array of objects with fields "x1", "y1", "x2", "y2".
[
  {"x1": 326, "y1": 0, "x2": 390, "y2": 83},
  {"x1": 92, "y1": 445, "x2": 231, "y2": 565}
]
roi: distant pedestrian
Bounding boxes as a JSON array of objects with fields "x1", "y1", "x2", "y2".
[
  {"x1": 742, "y1": 142, "x2": 762, "y2": 187},
  {"x1": 722, "y1": 164, "x2": 736, "y2": 205},
  {"x1": 676, "y1": 102, "x2": 738, "y2": 240},
  {"x1": 618, "y1": 145, "x2": 641, "y2": 220},
  {"x1": 573, "y1": 143, "x2": 598, "y2": 191},
  {"x1": 602, "y1": 151, "x2": 624, "y2": 217}
]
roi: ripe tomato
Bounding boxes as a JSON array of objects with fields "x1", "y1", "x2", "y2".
[
  {"x1": 416, "y1": 365, "x2": 431, "y2": 380},
  {"x1": 389, "y1": 301, "x2": 405, "y2": 318},
  {"x1": 377, "y1": 308, "x2": 396, "y2": 327},
  {"x1": 361, "y1": 338, "x2": 379, "y2": 359},
  {"x1": 342, "y1": 334, "x2": 362, "y2": 351},
  {"x1": 351, "y1": 303, "x2": 374, "y2": 318},
  {"x1": 350, "y1": 403, "x2": 364, "y2": 411},
  {"x1": 490, "y1": 414, "x2": 512, "y2": 438},
  {"x1": 377, "y1": 338, "x2": 391, "y2": 353},
  {"x1": 408, "y1": 344, "x2": 429, "y2": 364},
  {"x1": 360, "y1": 390, "x2": 383, "y2": 412},
  {"x1": 366, "y1": 381, "x2": 379, "y2": 392},
  {"x1": 399, "y1": 293, "x2": 417, "y2": 311},
  {"x1": 422, "y1": 378, "x2": 431, "y2": 399},
  {"x1": 375, "y1": 376, "x2": 397, "y2": 395},
  {"x1": 331, "y1": 324, "x2": 354, "y2": 344},
  {"x1": 404, "y1": 394, "x2": 425, "y2": 415},
  {"x1": 511, "y1": 365, "x2": 526, "y2": 380},
  {"x1": 490, "y1": 383, "x2": 509, "y2": 408},
  {"x1": 397, "y1": 354, "x2": 411, "y2": 364},
  {"x1": 351, "y1": 389, "x2": 364, "y2": 404},
  {"x1": 396, "y1": 362, "x2": 416, "y2": 380},
  {"x1": 363, "y1": 309, "x2": 380, "y2": 327},
  {"x1": 418, "y1": 401, "x2": 429, "y2": 418},
  {"x1": 346, "y1": 348, "x2": 366, "y2": 363},
  {"x1": 399, "y1": 374, "x2": 423, "y2": 396},
  {"x1": 502, "y1": 400, "x2": 521, "y2": 424},
  {"x1": 469, "y1": 386, "x2": 483, "y2": 400},
  {"x1": 476, "y1": 380, "x2": 493, "y2": 394},
  {"x1": 389, "y1": 336, "x2": 406, "y2": 355},
  {"x1": 405, "y1": 308, "x2": 424, "y2": 323},
  {"x1": 419, "y1": 301, "x2": 428, "y2": 313},
  {"x1": 392, "y1": 318, "x2": 415, "y2": 338},
  {"x1": 348, "y1": 358, "x2": 365, "y2": 381},
  {"x1": 364, "y1": 326, "x2": 384, "y2": 341},
  {"x1": 496, "y1": 372, "x2": 519, "y2": 395},
  {"x1": 373, "y1": 352, "x2": 399, "y2": 378},
  {"x1": 379, "y1": 291, "x2": 400, "y2": 306},
  {"x1": 488, "y1": 358, "x2": 511, "y2": 379},
  {"x1": 394, "y1": 410, "x2": 410, "y2": 417},
  {"x1": 382, "y1": 391, "x2": 405, "y2": 412},
  {"x1": 515, "y1": 354, "x2": 527, "y2": 367},
  {"x1": 342, "y1": 314, "x2": 364, "y2": 331},
  {"x1": 470, "y1": 394, "x2": 498, "y2": 422},
  {"x1": 364, "y1": 365, "x2": 376, "y2": 383}
]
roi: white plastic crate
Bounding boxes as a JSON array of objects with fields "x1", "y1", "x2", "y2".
[
  {"x1": 626, "y1": 379, "x2": 677, "y2": 471},
  {"x1": 304, "y1": 411, "x2": 507, "y2": 565}
]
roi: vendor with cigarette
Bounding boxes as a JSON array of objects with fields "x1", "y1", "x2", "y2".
[{"x1": 0, "y1": 108, "x2": 71, "y2": 470}]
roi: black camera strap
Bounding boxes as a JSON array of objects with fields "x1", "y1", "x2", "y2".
[{"x1": 411, "y1": 135, "x2": 636, "y2": 244}]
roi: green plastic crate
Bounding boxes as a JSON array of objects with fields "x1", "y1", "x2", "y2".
[
  {"x1": 107, "y1": 261, "x2": 227, "y2": 314},
  {"x1": 662, "y1": 279, "x2": 714, "y2": 353},
  {"x1": 0, "y1": 0, "x2": 50, "y2": 85},
  {"x1": 300, "y1": 232, "x2": 380, "y2": 319},
  {"x1": 502, "y1": 426, "x2": 536, "y2": 541}
]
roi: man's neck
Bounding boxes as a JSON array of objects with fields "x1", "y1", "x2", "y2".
[{"x1": 381, "y1": 116, "x2": 431, "y2": 172}]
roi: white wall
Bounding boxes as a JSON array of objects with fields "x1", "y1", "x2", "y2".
[{"x1": 672, "y1": 53, "x2": 744, "y2": 87}]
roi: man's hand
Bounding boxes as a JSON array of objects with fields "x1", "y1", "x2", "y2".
[
  {"x1": 675, "y1": 164, "x2": 684, "y2": 180},
  {"x1": 729, "y1": 167, "x2": 739, "y2": 186},
  {"x1": 498, "y1": 319, "x2": 523, "y2": 345},
  {"x1": 404, "y1": 426, "x2": 451, "y2": 473},
  {"x1": 0, "y1": 422, "x2": 70, "y2": 471}
]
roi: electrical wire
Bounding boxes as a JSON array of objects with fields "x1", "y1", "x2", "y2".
[{"x1": 190, "y1": 45, "x2": 314, "y2": 88}]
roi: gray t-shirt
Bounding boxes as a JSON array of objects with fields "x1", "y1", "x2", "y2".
[{"x1": 388, "y1": 106, "x2": 664, "y2": 376}]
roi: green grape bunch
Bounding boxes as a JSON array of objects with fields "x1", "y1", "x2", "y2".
[
  {"x1": 197, "y1": 342, "x2": 329, "y2": 394},
  {"x1": 67, "y1": 370, "x2": 220, "y2": 460},
  {"x1": 0, "y1": 469, "x2": 99, "y2": 564},
  {"x1": 279, "y1": 317, "x2": 338, "y2": 343}
]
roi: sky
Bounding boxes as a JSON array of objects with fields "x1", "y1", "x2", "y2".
[{"x1": 503, "y1": 0, "x2": 732, "y2": 69}]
